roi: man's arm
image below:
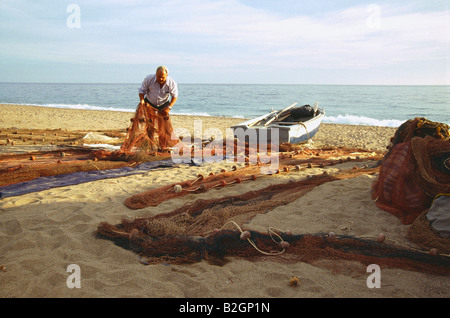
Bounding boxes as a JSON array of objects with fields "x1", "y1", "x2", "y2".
[
  {"x1": 167, "y1": 97, "x2": 177, "y2": 110},
  {"x1": 166, "y1": 80, "x2": 178, "y2": 110},
  {"x1": 139, "y1": 93, "x2": 145, "y2": 105},
  {"x1": 138, "y1": 75, "x2": 150, "y2": 105}
]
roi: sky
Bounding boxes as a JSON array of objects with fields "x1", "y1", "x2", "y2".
[{"x1": 0, "y1": 0, "x2": 449, "y2": 85}]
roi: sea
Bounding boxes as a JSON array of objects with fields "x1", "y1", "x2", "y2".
[{"x1": 0, "y1": 83, "x2": 449, "y2": 127}]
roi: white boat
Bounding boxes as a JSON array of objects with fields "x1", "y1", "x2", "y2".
[{"x1": 230, "y1": 102, "x2": 325, "y2": 145}]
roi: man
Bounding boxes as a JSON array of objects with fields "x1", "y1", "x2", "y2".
[
  {"x1": 139, "y1": 65, "x2": 178, "y2": 112},
  {"x1": 137, "y1": 66, "x2": 179, "y2": 150}
]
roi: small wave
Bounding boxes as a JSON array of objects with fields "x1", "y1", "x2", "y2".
[
  {"x1": 323, "y1": 114, "x2": 404, "y2": 127},
  {"x1": 171, "y1": 111, "x2": 245, "y2": 119},
  {"x1": 7, "y1": 102, "x2": 135, "y2": 113},
  {"x1": 170, "y1": 111, "x2": 212, "y2": 117},
  {"x1": 43, "y1": 103, "x2": 135, "y2": 113}
]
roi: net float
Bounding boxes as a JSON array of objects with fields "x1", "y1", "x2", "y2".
[
  {"x1": 191, "y1": 174, "x2": 204, "y2": 185},
  {"x1": 173, "y1": 184, "x2": 183, "y2": 194},
  {"x1": 240, "y1": 231, "x2": 251, "y2": 240},
  {"x1": 280, "y1": 241, "x2": 290, "y2": 249},
  {"x1": 231, "y1": 177, "x2": 242, "y2": 184},
  {"x1": 212, "y1": 180, "x2": 227, "y2": 189},
  {"x1": 376, "y1": 233, "x2": 385, "y2": 243},
  {"x1": 430, "y1": 248, "x2": 439, "y2": 256}
]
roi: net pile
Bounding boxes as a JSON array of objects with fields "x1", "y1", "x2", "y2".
[
  {"x1": 371, "y1": 118, "x2": 450, "y2": 225},
  {"x1": 97, "y1": 165, "x2": 450, "y2": 274},
  {"x1": 371, "y1": 117, "x2": 450, "y2": 256},
  {"x1": 120, "y1": 103, "x2": 178, "y2": 154},
  {"x1": 389, "y1": 117, "x2": 450, "y2": 146}
]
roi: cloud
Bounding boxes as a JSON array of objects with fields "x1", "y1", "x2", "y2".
[
  {"x1": 108, "y1": 1, "x2": 449, "y2": 70},
  {"x1": 0, "y1": 0, "x2": 448, "y2": 83}
]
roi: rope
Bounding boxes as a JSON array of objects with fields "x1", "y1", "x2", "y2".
[
  {"x1": 217, "y1": 222, "x2": 450, "y2": 259},
  {"x1": 354, "y1": 234, "x2": 450, "y2": 258},
  {"x1": 298, "y1": 122, "x2": 312, "y2": 143},
  {"x1": 220, "y1": 221, "x2": 287, "y2": 256},
  {"x1": 88, "y1": 161, "x2": 101, "y2": 171}
]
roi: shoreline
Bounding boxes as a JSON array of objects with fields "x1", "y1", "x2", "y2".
[
  {"x1": 0, "y1": 102, "x2": 403, "y2": 127},
  {"x1": 0, "y1": 103, "x2": 397, "y2": 152}
]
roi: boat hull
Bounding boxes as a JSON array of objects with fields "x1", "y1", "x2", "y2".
[{"x1": 231, "y1": 110, "x2": 324, "y2": 145}]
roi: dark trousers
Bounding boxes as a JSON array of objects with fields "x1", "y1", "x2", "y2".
[{"x1": 144, "y1": 97, "x2": 170, "y2": 111}]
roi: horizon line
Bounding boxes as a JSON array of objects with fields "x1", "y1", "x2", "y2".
[{"x1": 1, "y1": 81, "x2": 449, "y2": 86}]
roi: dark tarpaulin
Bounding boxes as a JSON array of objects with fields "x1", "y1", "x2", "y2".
[{"x1": 0, "y1": 159, "x2": 180, "y2": 199}]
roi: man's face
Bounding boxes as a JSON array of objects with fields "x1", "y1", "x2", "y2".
[{"x1": 156, "y1": 71, "x2": 167, "y2": 85}]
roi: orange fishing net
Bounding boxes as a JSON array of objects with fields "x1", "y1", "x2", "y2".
[
  {"x1": 407, "y1": 209, "x2": 450, "y2": 255},
  {"x1": 97, "y1": 164, "x2": 450, "y2": 274},
  {"x1": 120, "y1": 103, "x2": 178, "y2": 154},
  {"x1": 0, "y1": 148, "x2": 129, "y2": 187},
  {"x1": 371, "y1": 118, "x2": 450, "y2": 225},
  {"x1": 123, "y1": 146, "x2": 383, "y2": 209}
]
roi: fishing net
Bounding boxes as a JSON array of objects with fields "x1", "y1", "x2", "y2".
[
  {"x1": 0, "y1": 102, "x2": 183, "y2": 186},
  {"x1": 407, "y1": 211, "x2": 450, "y2": 256},
  {"x1": 388, "y1": 117, "x2": 450, "y2": 147},
  {"x1": 120, "y1": 103, "x2": 178, "y2": 154},
  {"x1": 0, "y1": 148, "x2": 130, "y2": 187},
  {"x1": 371, "y1": 118, "x2": 450, "y2": 225},
  {"x1": 406, "y1": 194, "x2": 450, "y2": 255},
  {"x1": 0, "y1": 121, "x2": 174, "y2": 189},
  {"x1": 97, "y1": 164, "x2": 450, "y2": 274},
  {"x1": 123, "y1": 146, "x2": 383, "y2": 209},
  {"x1": 370, "y1": 117, "x2": 450, "y2": 258}
]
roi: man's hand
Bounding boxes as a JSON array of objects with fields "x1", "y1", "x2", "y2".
[{"x1": 160, "y1": 107, "x2": 171, "y2": 119}]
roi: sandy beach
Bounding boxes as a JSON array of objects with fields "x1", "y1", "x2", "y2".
[{"x1": 0, "y1": 103, "x2": 448, "y2": 299}]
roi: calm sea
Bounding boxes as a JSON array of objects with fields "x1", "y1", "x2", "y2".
[{"x1": 0, "y1": 83, "x2": 449, "y2": 127}]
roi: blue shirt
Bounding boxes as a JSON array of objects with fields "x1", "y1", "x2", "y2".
[{"x1": 138, "y1": 74, "x2": 178, "y2": 107}]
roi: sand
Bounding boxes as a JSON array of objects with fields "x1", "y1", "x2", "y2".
[{"x1": 0, "y1": 103, "x2": 448, "y2": 300}]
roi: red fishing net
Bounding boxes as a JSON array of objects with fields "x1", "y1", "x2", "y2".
[
  {"x1": 0, "y1": 148, "x2": 130, "y2": 187},
  {"x1": 371, "y1": 118, "x2": 450, "y2": 225},
  {"x1": 120, "y1": 103, "x2": 178, "y2": 154},
  {"x1": 370, "y1": 117, "x2": 450, "y2": 258},
  {"x1": 123, "y1": 146, "x2": 383, "y2": 210},
  {"x1": 97, "y1": 163, "x2": 450, "y2": 274}
]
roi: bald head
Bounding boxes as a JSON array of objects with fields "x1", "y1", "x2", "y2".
[
  {"x1": 156, "y1": 66, "x2": 169, "y2": 85},
  {"x1": 156, "y1": 65, "x2": 169, "y2": 75}
]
